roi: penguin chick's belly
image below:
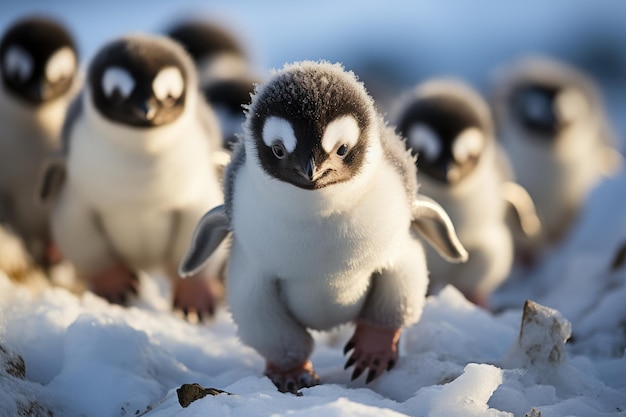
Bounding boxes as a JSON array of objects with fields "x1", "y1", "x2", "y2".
[
  {"x1": 280, "y1": 269, "x2": 372, "y2": 330},
  {"x1": 99, "y1": 209, "x2": 176, "y2": 269}
]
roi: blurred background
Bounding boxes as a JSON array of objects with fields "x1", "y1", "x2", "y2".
[{"x1": 2, "y1": 0, "x2": 626, "y2": 145}]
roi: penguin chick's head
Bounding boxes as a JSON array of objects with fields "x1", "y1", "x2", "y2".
[
  {"x1": 165, "y1": 19, "x2": 246, "y2": 65},
  {"x1": 87, "y1": 34, "x2": 195, "y2": 128},
  {"x1": 245, "y1": 61, "x2": 376, "y2": 190},
  {"x1": 394, "y1": 80, "x2": 492, "y2": 185},
  {"x1": 0, "y1": 16, "x2": 78, "y2": 105},
  {"x1": 498, "y1": 57, "x2": 596, "y2": 142}
]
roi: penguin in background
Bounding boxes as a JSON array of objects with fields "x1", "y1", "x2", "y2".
[
  {"x1": 165, "y1": 18, "x2": 260, "y2": 151},
  {"x1": 391, "y1": 79, "x2": 540, "y2": 308},
  {"x1": 39, "y1": 33, "x2": 227, "y2": 321},
  {"x1": 179, "y1": 61, "x2": 468, "y2": 393},
  {"x1": 0, "y1": 16, "x2": 80, "y2": 272},
  {"x1": 491, "y1": 56, "x2": 623, "y2": 263}
]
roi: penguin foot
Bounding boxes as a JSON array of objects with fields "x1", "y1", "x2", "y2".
[
  {"x1": 343, "y1": 321, "x2": 401, "y2": 384},
  {"x1": 89, "y1": 262, "x2": 139, "y2": 305},
  {"x1": 264, "y1": 360, "x2": 320, "y2": 394},
  {"x1": 172, "y1": 275, "x2": 222, "y2": 322}
]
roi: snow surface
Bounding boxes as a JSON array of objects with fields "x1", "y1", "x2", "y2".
[{"x1": 2, "y1": 1, "x2": 626, "y2": 416}]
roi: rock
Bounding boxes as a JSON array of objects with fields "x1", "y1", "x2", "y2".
[
  {"x1": 505, "y1": 300, "x2": 571, "y2": 368},
  {"x1": 0, "y1": 343, "x2": 26, "y2": 379},
  {"x1": 176, "y1": 383, "x2": 231, "y2": 408}
]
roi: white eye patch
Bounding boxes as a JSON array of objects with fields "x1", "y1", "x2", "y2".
[
  {"x1": 152, "y1": 66, "x2": 184, "y2": 101},
  {"x1": 452, "y1": 127, "x2": 484, "y2": 163},
  {"x1": 262, "y1": 116, "x2": 297, "y2": 153},
  {"x1": 407, "y1": 124, "x2": 441, "y2": 161},
  {"x1": 102, "y1": 66, "x2": 135, "y2": 99},
  {"x1": 45, "y1": 47, "x2": 76, "y2": 83},
  {"x1": 555, "y1": 87, "x2": 587, "y2": 124},
  {"x1": 3, "y1": 45, "x2": 33, "y2": 82},
  {"x1": 321, "y1": 115, "x2": 360, "y2": 153}
]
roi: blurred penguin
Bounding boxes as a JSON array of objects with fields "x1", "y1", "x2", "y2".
[
  {"x1": 0, "y1": 15, "x2": 80, "y2": 272},
  {"x1": 39, "y1": 34, "x2": 226, "y2": 321},
  {"x1": 491, "y1": 56, "x2": 622, "y2": 263},
  {"x1": 392, "y1": 79, "x2": 540, "y2": 307},
  {"x1": 165, "y1": 18, "x2": 260, "y2": 150}
]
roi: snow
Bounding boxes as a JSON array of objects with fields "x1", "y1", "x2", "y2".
[{"x1": 2, "y1": 1, "x2": 626, "y2": 416}]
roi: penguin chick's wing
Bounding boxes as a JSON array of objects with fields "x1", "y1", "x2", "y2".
[
  {"x1": 411, "y1": 194, "x2": 468, "y2": 263},
  {"x1": 37, "y1": 153, "x2": 67, "y2": 205},
  {"x1": 501, "y1": 181, "x2": 542, "y2": 240},
  {"x1": 179, "y1": 205, "x2": 230, "y2": 277}
]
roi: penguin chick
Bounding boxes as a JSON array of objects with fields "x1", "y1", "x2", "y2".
[
  {"x1": 491, "y1": 56, "x2": 622, "y2": 261},
  {"x1": 166, "y1": 18, "x2": 259, "y2": 152},
  {"x1": 179, "y1": 61, "x2": 468, "y2": 393},
  {"x1": 391, "y1": 79, "x2": 538, "y2": 308},
  {"x1": 40, "y1": 33, "x2": 226, "y2": 320},
  {"x1": 165, "y1": 18, "x2": 251, "y2": 87},
  {"x1": 0, "y1": 15, "x2": 79, "y2": 267}
]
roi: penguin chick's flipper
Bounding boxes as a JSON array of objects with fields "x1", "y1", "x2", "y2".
[
  {"x1": 411, "y1": 195, "x2": 468, "y2": 263},
  {"x1": 501, "y1": 181, "x2": 542, "y2": 240},
  {"x1": 37, "y1": 154, "x2": 67, "y2": 205},
  {"x1": 343, "y1": 321, "x2": 401, "y2": 384},
  {"x1": 264, "y1": 360, "x2": 320, "y2": 395},
  {"x1": 179, "y1": 205, "x2": 230, "y2": 277}
]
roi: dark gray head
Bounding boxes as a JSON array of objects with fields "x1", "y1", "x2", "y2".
[
  {"x1": 395, "y1": 81, "x2": 491, "y2": 185},
  {"x1": 203, "y1": 75, "x2": 256, "y2": 148},
  {"x1": 496, "y1": 57, "x2": 597, "y2": 143},
  {"x1": 87, "y1": 34, "x2": 195, "y2": 128},
  {"x1": 0, "y1": 16, "x2": 78, "y2": 104},
  {"x1": 245, "y1": 61, "x2": 377, "y2": 190},
  {"x1": 165, "y1": 19, "x2": 246, "y2": 65}
]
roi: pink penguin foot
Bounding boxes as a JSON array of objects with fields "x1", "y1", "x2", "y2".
[
  {"x1": 88, "y1": 262, "x2": 138, "y2": 305},
  {"x1": 172, "y1": 275, "x2": 222, "y2": 322},
  {"x1": 344, "y1": 321, "x2": 401, "y2": 384},
  {"x1": 264, "y1": 360, "x2": 320, "y2": 394}
]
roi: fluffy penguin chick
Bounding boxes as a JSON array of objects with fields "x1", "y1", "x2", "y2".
[
  {"x1": 179, "y1": 61, "x2": 468, "y2": 393},
  {"x1": 392, "y1": 79, "x2": 536, "y2": 308},
  {"x1": 0, "y1": 16, "x2": 79, "y2": 267},
  {"x1": 492, "y1": 56, "x2": 622, "y2": 259},
  {"x1": 166, "y1": 18, "x2": 258, "y2": 150},
  {"x1": 40, "y1": 34, "x2": 226, "y2": 320}
]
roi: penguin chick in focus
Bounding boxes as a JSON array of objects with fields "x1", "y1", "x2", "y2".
[
  {"x1": 166, "y1": 18, "x2": 258, "y2": 156},
  {"x1": 40, "y1": 34, "x2": 226, "y2": 320},
  {"x1": 179, "y1": 61, "x2": 468, "y2": 393},
  {"x1": 0, "y1": 16, "x2": 79, "y2": 268},
  {"x1": 392, "y1": 79, "x2": 539, "y2": 308},
  {"x1": 491, "y1": 56, "x2": 622, "y2": 261}
]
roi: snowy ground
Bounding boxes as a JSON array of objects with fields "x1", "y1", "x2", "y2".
[{"x1": 2, "y1": 1, "x2": 626, "y2": 416}]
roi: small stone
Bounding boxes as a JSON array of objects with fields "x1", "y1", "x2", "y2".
[
  {"x1": 1, "y1": 344, "x2": 26, "y2": 379},
  {"x1": 176, "y1": 383, "x2": 231, "y2": 408}
]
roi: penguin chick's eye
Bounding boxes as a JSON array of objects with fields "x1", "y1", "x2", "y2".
[
  {"x1": 262, "y1": 116, "x2": 297, "y2": 153},
  {"x1": 322, "y1": 115, "x2": 360, "y2": 156},
  {"x1": 152, "y1": 67, "x2": 184, "y2": 103},
  {"x1": 45, "y1": 47, "x2": 76, "y2": 83},
  {"x1": 271, "y1": 141, "x2": 287, "y2": 159},
  {"x1": 102, "y1": 67, "x2": 135, "y2": 100},
  {"x1": 407, "y1": 124, "x2": 441, "y2": 161},
  {"x1": 3, "y1": 45, "x2": 34, "y2": 82},
  {"x1": 452, "y1": 127, "x2": 484, "y2": 163}
]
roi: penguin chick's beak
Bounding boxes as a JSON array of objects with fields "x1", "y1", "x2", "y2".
[
  {"x1": 292, "y1": 155, "x2": 331, "y2": 189},
  {"x1": 138, "y1": 100, "x2": 157, "y2": 121}
]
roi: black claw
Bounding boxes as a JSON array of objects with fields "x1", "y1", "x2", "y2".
[
  {"x1": 344, "y1": 356, "x2": 356, "y2": 370},
  {"x1": 286, "y1": 381, "x2": 296, "y2": 393},
  {"x1": 351, "y1": 367, "x2": 364, "y2": 381},
  {"x1": 387, "y1": 359, "x2": 395, "y2": 371},
  {"x1": 372, "y1": 358, "x2": 380, "y2": 367},
  {"x1": 129, "y1": 285, "x2": 139, "y2": 296},
  {"x1": 119, "y1": 293, "x2": 127, "y2": 305},
  {"x1": 182, "y1": 307, "x2": 189, "y2": 317},
  {"x1": 365, "y1": 369, "x2": 378, "y2": 384},
  {"x1": 343, "y1": 340, "x2": 355, "y2": 355},
  {"x1": 197, "y1": 311, "x2": 204, "y2": 323}
]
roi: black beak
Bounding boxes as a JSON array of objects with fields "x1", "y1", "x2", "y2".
[
  {"x1": 305, "y1": 157, "x2": 316, "y2": 181},
  {"x1": 138, "y1": 100, "x2": 157, "y2": 121}
]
